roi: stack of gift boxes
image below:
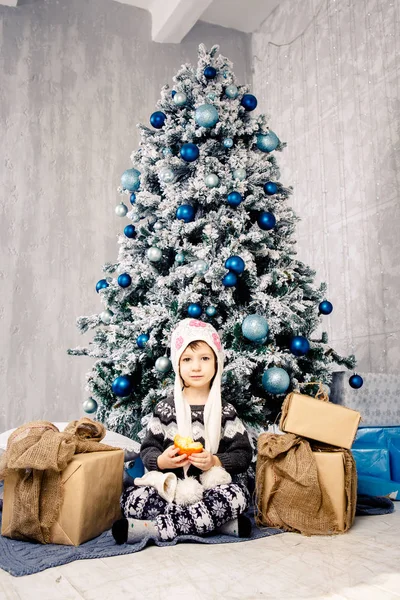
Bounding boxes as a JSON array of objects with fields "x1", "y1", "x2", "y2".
[{"x1": 256, "y1": 390, "x2": 362, "y2": 534}]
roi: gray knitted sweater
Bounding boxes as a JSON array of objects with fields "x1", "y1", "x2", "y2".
[{"x1": 140, "y1": 395, "x2": 253, "y2": 480}]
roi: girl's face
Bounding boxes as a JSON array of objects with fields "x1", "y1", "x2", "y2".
[{"x1": 179, "y1": 341, "x2": 217, "y2": 390}]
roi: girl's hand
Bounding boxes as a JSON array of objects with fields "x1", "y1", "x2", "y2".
[
  {"x1": 157, "y1": 445, "x2": 190, "y2": 470},
  {"x1": 188, "y1": 450, "x2": 215, "y2": 471}
]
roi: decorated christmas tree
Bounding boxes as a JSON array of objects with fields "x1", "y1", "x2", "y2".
[{"x1": 68, "y1": 44, "x2": 359, "y2": 444}]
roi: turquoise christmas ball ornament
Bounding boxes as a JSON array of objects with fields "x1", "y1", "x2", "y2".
[
  {"x1": 121, "y1": 168, "x2": 140, "y2": 192},
  {"x1": 124, "y1": 224, "x2": 136, "y2": 238},
  {"x1": 206, "y1": 306, "x2": 217, "y2": 317},
  {"x1": 264, "y1": 181, "x2": 278, "y2": 195},
  {"x1": 83, "y1": 398, "x2": 98, "y2": 414},
  {"x1": 225, "y1": 84, "x2": 238, "y2": 99},
  {"x1": 256, "y1": 131, "x2": 280, "y2": 152},
  {"x1": 207, "y1": 93, "x2": 216, "y2": 101},
  {"x1": 242, "y1": 314, "x2": 268, "y2": 342},
  {"x1": 319, "y1": 300, "x2": 333, "y2": 315},
  {"x1": 290, "y1": 335, "x2": 310, "y2": 356},
  {"x1": 180, "y1": 143, "x2": 199, "y2": 162},
  {"x1": 205, "y1": 173, "x2": 220, "y2": 188},
  {"x1": 227, "y1": 191, "x2": 243, "y2": 207},
  {"x1": 222, "y1": 271, "x2": 238, "y2": 287},
  {"x1": 175, "y1": 252, "x2": 185, "y2": 264},
  {"x1": 241, "y1": 94, "x2": 258, "y2": 111},
  {"x1": 118, "y1": 273, "x2": 132, "y2": 288},
  {"x1": 258, "y1": 212, "x2": 276, "y2": 230},
  {"x1": 176, "y1": 204, "x2": 195, "y2": 223},
  {"x1": 233, "y1": 168, "x2": 246, "y2": 181},
  {"x1": 155, "y1": 356, "x2": 172, "y2": 373},
  {"x1": 162, "y1": 148, "x2": 173, "y2": 156},
  {"x1": 112, "y1": 375, "x2": 134, "y2": 397},
  {"x1": 349, "y1": 374, "x2": 363, "y2": 389},
  {"x1": 262, "y1": 367, "x2": 290, "y2": 394},
  {"x1": 225, "y1": 255, "x2": 245, "y2": 275},
  {"x1": 129, "y1": 192, "x2": 136, "y2": 205},
  {"x1": 136, "y1": 333, "x2": 149, "y2": 348},
  {"x1": 96, "y1": 279, "x2": 109, "y2": 293},
  {"x1": 204, "y1": 66, "x2": 217, "y2": 79},
  {"x1": 150, "y1": 111, "x2": 166, "y2": 129},
  {"x1": 187, "y1": 303, "x2": 202, "y2": 318},
  {"x1": 173, "y1": 92, "x2": 187, "y2": 106},
  {"x1": 195, "y1": 104, "x2": 219, "y2": 128},
  {"x1": 223, "y1": 138, "x2": 234, "y2": 148}
]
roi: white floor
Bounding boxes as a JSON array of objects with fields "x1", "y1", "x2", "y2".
[{"x1": 0, "y1": 508, "x2": 399, "y2": 600}]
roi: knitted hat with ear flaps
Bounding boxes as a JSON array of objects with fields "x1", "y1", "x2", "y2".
[{"x1": 170, "y1": 318, "x2": 225, "y2": 457}]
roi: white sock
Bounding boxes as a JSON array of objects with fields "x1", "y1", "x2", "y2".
[
  {"x1": 217, "y1": 518, "x2": 240, "y2": 537},
  {"x1": 127, "y1": 518, "x2": 159, "y2": 542}
]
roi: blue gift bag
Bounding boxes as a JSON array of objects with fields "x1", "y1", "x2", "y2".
[{"x1": 352, "y1": 447, "x2": 391, "y2": 480}]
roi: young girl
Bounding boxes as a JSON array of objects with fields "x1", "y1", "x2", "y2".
[{"x1": 112, "y1": 318, "x2": 253, "y2": 544}]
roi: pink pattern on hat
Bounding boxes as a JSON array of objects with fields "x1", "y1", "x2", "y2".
[
  {"x1": 175, "y1": 336, "x2": 184, "y2": 350},
  {"x1": 189, "y1": 319, "x2": 207, "y2": 328},
  {"x1": 212, "y1": 333, "x2": 222, "y2": 350}
]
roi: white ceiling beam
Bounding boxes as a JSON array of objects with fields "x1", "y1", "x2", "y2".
[
  {"x1": 150, "y1": 0, "x2": 213, "y2": 43},
  {"x1": 0, "y1": 1, "x2": 18, "y2": 6}
]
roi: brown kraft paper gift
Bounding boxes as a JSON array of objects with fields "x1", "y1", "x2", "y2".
[
  {"x1": 255, "y1": 433, "x2": 357, "y2": 535},
  {"x1": 2, "y1": 450, "x2": 124, "y2": 546},
  {"x1": 279, "y1": 391, "x2": 361, "y2": 449}
]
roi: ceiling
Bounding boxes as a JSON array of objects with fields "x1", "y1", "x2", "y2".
[{"x1": 5, "y1": 0, "x2": 280, "y2": 42}]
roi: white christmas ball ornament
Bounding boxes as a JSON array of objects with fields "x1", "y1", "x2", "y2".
[
  {"x1": 159, "y1": 167, "x2": 175, "y2": 183},
  {"x1": 173, "y1": 92, "x2": 187, "y2": 106},
  {"x1": 205, "y1": 174, "x2": 220, "y2": 188},
  {"x1": 147, "y1": 246, "x2": 162, "y2": 262},
  {"x1": 100, "y1": 309, "x2": 114, "y2": 324},
  {"x1": 115, "y1": 202, "x2": 128, "y2": 217},
  {"x1": 192, "y1": 259, "x2": 209, "y2": 275},
  {"x1": 82, "y1": 398, "x2": 98, "y2": 414}
]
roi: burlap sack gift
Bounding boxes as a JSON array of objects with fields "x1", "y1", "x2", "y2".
[{"x1": 255, "y1": 432, "x2": 357, "y2": 535}]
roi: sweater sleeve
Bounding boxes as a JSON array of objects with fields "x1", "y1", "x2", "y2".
[
  {"x1": 140, "y1": 404, "x2": 167, "y2": 472},
  {"x1": 215, "y1": 404, "x2": 253, "y2": 475}
]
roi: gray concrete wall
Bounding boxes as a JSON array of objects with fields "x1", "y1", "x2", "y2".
[{"x1": 0, "y1": 0, "x2": 251, "y2": 431}]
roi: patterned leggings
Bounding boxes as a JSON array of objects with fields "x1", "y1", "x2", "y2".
[{"x1": 121, "y1": 482, "x2": 250, "y2": 541}]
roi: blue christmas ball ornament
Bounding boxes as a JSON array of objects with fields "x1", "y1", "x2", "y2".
[
  {"x1": 96, "y1": 279, "x2": 109, "y2": 293},
  {"x1": 187, "y1": 303, "x2": 203, "y2": 318},
  {"x1": 136, "y1": 333, "x2": 149, "y2": 349},
  {"x1": 204, "y1": 66, "x2": 217, "y2": 79},
  {"x1": 290, "y1": 335, "x2": 310, "y2": 356},
  {"x1": 242, "y1": 314, "x2": 269, "y2": 342},
  {"x1": 171, "y1": 90, "x2": 176, "y2": 98},
  {"x1": 256, "y1": 131, "x2": 280, "y2": 152},
  {"x1": 258, "y1": 212, "x2": 276, "y2": 231},
  {"x1": 129, "y1": 192, "x2": 136, "y2": 205},
  {"x1": 121, "y1": 168, "x2": 140, "y2": 192},
  {"x1": 225, "y1": 255, "x2": 245, "y2": 275},
  {"x1": 180, "y1": 143, "x2": 199, "y2": 162},
  {"x1": 319, "y1": 300, "x2": 333, "y2": 315},
  {"x1": 349, "y1": 374, "x2": 364, "y2": 389},
  {"x1": 206, "y1": 306, "x2": 217, "y2": 317},
  {"x1": 112, "y1": 375, "x2": 134, "y2": 397},
  {"x1": 262, "y1": 367, "x2": 290, "y2": 395},
  {"x1": 264, "y1": 181, "x2": 278, "y2": 195},
  {"x1": 124, "y1": 224, "x2": 136, "y2": 238},
  {"x1": 241, "y1": 94, "x2": 258, "y2": 111},
  {"x1": 118, "y1": 273, "x2": 132, "y2": 288},
  {"x1": 222, "y1": 272, "x2": 238, "y2": 287},
  {"x1": 227, "y1": 191, "x2": 243, "y2": 207},
  {"x1": 195, "y1": 104, "x2": 219, "y2": 128},
  {"x1": 150, "y1": 111, "x2": 166, "y2": 129},
  {"x1": 225, "y1": 84, "x2": 239, "y2": 99},
  {"x1": 223, "y1": 138, "x2": 234, "y2": 148},
  {"x1": 176, "y1": 204, "x2": 195, "y2": 223}
]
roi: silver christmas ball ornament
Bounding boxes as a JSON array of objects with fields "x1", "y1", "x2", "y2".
[
  {"x1": 115, "y1": 202, "x2": 128, "y2": 217},
  {"x1": 159, "y1": 167, "x2": 175, "y2": 183},
  {"x1": 205, "y1": 173, "x2": 220, "y2": 188},
  {"x1": 153, "y1": 221, "x2": 163, "y2": 231},
  {"x1": 192, "y1": 259, "x2": 209, "y2": 275},
  {"x1": 100, "y1": 309, "x2": 114, "y2": 325},
  {"x1": 147, "y1": 246, "x2": 162, "y2": 262},
  {"x1": 173, "y1": 91, "x2": 187, "y2": 106},
  {"x1": 82, "y1": 398, "x2": 98, "y2": 414},
  {"x1": 155, "y1": 356, "x2": 172, "y2": 373},
  {"x1": 233, "y1": 168, "x2": 246, "y2": 181},
  {"x1": 225, "y1": 84, "x2": 239, "y2": 99}
]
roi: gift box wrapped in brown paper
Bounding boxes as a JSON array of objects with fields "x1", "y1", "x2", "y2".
[
  {"x1": 1, "y1": 450, "x2": 124, "y2": 546},
  {"x1": 279, "y1": 392, "x2": 361, "y2": 449}
]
